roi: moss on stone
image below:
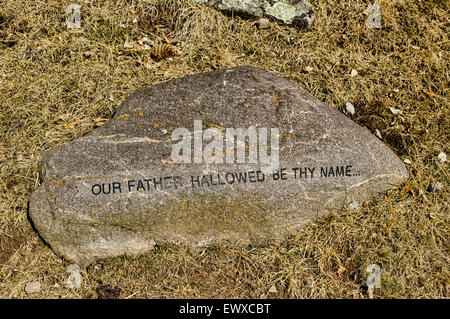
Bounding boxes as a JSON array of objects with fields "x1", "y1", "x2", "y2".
[
  {"x1": 137, "y1": 194, "x2": 277, "y2": 242},
  {"x1": 263, "y1": 2, "x2": 299, "y2": 24}
]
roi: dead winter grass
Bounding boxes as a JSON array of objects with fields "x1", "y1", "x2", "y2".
[{"x1": 0, "y1": 0, "x2": 448, "y2": 298}]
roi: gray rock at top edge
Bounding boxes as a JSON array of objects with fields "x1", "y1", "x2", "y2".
[
  {"x1": 29, "y1": 66, "x2": 408, "y2": 267},
  {"x1": 194, "y1": 0, "x2": 315, "y2": 29}
]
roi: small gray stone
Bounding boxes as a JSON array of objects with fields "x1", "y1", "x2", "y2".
[
  {"x1": 348, "y1": 201, "x2": 359, "y2": 210},
  {"x1": 375, "y1": 129, "x2": 382, "y2": 139},
  {"x1": 65, "y1": 264, "x2": 82, "y2": 289},
  {"x1": 389, "y1": 107, "x2": 401, "y2": 115},
  {"x1": 29, "y1": 66, "x2": 408, "y2": 266},
  {"x1": 195, "y1": 0, "x2": 315, "y2": 30},
  {"x1": 437, "y1": 152, "x2": 447, "y2": 163},
  {"x1": 25, "y1": 281, "x2": 41, "y2": 294},
  {"x1": 256, "y1": 18, "x2": 271, "y2": 29},
  {"x1": 66, "y1": 264, "x2": 80, "y2": 273},
  {"x1": 123, "y1": 36, "x2": 133, "y2": 49},
  {"x1": 345, "y1": 102, "x2": 355, "y2": 115},
  {"x1": 431, "y1": 182, "x2": 443, "y2": 192}
]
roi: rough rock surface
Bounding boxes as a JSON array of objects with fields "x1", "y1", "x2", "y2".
[
  {"x1": 25, "y1": 281, "x2": 41, "y2": 294},
  {"x1": 195, "y1": 0, "x2": 315, "y2": 29},
  {"x1": 29, "y1": 66, "x2": 408, "y2": 266}
]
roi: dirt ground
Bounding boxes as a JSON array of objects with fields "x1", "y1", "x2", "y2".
[{"x1": 0, "y1": 0, "x2": 448, "y2": 298}]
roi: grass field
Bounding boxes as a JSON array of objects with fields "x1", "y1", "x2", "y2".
[{"x1": 0, "y1": 0, "x2": 448, "y2": 298}]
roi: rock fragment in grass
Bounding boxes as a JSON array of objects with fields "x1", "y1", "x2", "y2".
[
  {"x1": 256, "y1": 18, "x2": 271, "y2": 29},
  {"x1": 375, "y1": 129, "x2": 382, "y2": 139},
  {"x1": 348, "y1": 201, "x2": 359, "y2": 210},
  {"x1": 389, "y1": 107, "x2": 401, "y2": 115},
  {"x1": 123, "y1": 36, "x2": 133, "y2": 48},
  {"x1": 195, "y1": 0, "x2": 314, "y2": 29},
  {"x1": 65, "y1": 264, "x2": 82, "y2": 289},
  {"x1": 437, "y1": 152, "x2": 447, "y2": 163},
  {"x1": 345, "y1": 102, "x2": 355, "y2": 115},
  {"x1": 29, "y1": 66, "x2": 408, "y2": 266},
  {"x1": 268, "y1": 285, "x2": 278, "y2": 293},
  {"x1": 431, "y1": 182, "x2": 443, "y2": 192},
  {"x1": 25, "y1": 281, "x2": 41, "y2": 294}
]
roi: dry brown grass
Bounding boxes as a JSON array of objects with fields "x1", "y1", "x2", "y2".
[{"x1": 0, "y1": 0, "x2": 448, "y2": 298}]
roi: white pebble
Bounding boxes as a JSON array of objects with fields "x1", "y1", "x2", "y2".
[
  {"x1": 123, "y1": 36, "x2": 133, "y2": 48},
  {"x1": 437, "y1": 152, "x2": 447, "y2": 163},
  {"x1": 25, "y1": 281, "x2": 41, "y2": 294},
  {"x1": 403, "y1": 159, "x2": 412, "y2": 164},
  {"x1": 67, "y1": 264, "x2": 80, "y2": 272},
  {"x1": 389, "y1": 107, "x2": 401, "y2": 115},
  {"x1": 268, "y1": 284, "x2": 278, "y2": 293},
  {"x1": 348, "y1": 201, "x2": 359, "y2": 210},
  {"x1": 375, "y1": 129, "x2": 382, "y2": 139},
  {"x1": 431, "y1": 182, "x2": 443, "y2": 192},
  {"x1": 345, "y1": 102, "x2": 355, "y2": 115},
  {"x1": 65, "y1": 264, "x2": 82, "y2": 289},
  {"x1": 256, "y1": 18, "x2": 270, "y2": 30}
]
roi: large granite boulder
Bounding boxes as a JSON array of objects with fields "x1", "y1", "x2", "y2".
[
  {"x1": 29, "y1": 66, "x2": 408, "y2": 266},
  {"x1": 194, "y1": 0, "x2": 315, "y2": 29}
]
